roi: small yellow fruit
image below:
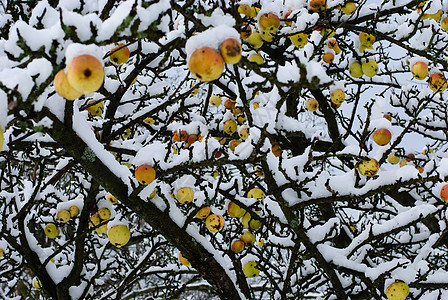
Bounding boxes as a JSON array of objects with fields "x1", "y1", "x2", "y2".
[
  {"x1": 179, "y1": 252, "x2": 191, "y2": 266},
  {"x1": 242, "y1": 212, "x2": 262, "y2": 231},
  {"x1": 243, "y1": 261, "x2": 260, "y2": 277},
  {"x1": 227, "y1": 201, "x2": 246, "y2": 218},
  {"x1": 86, "y1": 100, "x2": 104, "y2": 117},
  {"x1": 341, "y1": 2, "x2": 356, "y2": 14},
  {"x1": 373, "y1": 128, "x2": 392, "y2": 146},
  {"x1": 362, "y1": 59, "x2": 379, "y2": 77},
  {"x1": 0, "y1": 248, "x2": 4, "y2": 257},
  {"x1": 67, "y1": 55, "x2": 104, "y2": 94},
  {"x1": 240, "y1": 231, "x2": 255, "y2": 246},
  {"x1": 256, "y1": 239, "x2": 265, "y2": 247},
  {"x1": 223, "y1": 119, "x2": 237, "y2": 135},
  {"x1": 330, "y1": 89, "x2": 345, "y2": 105},
  {"x1": 69, "y1": 205, "x2": 79, "y2": 218},
  {"x1": 205, "y1": 214, "x2": 225, "y2": 233},
  {"x1": 239, "y1": 127, "x2": 250, "y2": 140},
  {"x1": 107, "y1": 224, "x2": 131, "y2": 248},
  {"x1": 89, "y1": 214, "x2": 101, "y2": 227},
  {"x1": 327, "y1": 39, "x2": 341, "y2": 54},
  {"x1": 143, "y1": 117, "x2": 155, "y2": 125},
  {"x1": 289, "y1": 33, "x2": 308, "y2": 48},
  {"x1": 98, "y1": 207, "x2": 111, "y2": 220},
  {"x1": 109, "y1": 43, "x2": 130, "y2": 64},
  {"x1": 248, "y1": 54, "x2": 264, "y2": 64},
  {"x1": 387, "y1": 154, "x2": 400, "y2": 165},
  {"x1": 429, "y1": 72, "x2": 447, "y2": 93},
  {"x1": 359, "y1": 32, "x2": 375, "y2": 47},
  {"x1": 57, "y1": 209, "x2": 71, "y2": 223},
  {"x1": 247, "y1": 32, "x2": 264, "y2": 49},
  {"x1": 411, "y1": 61, "x2": 428, "y2": 80},
  {"x1": 106, "y1": 193, "x2": 118, "y2": 204},
  {"x1": 350, "y1": 62, "x2": 363, "y2": 78},
  {"x1": 134, "y1": 164, "x2": 156, "y2": 185},
  {"x1": 188, "y1": 47, "x2": 225, "y2": 82},
  {"x1": 149, "y1": 189, "x2": 157, "y2": 200},
  {"x1": 238, "y1": 4, "x2": 251, "y2": 16},
  {"x1": 33, "y1": 278, "x2": 42, "y2": 290},
  {"x1": 195, "y1": 206, "x2": 211, "y2": 219},
  {"x1": 247, "y1": 188, "x2": 264, "y2": 200},
  {"x1": 209, "y1": 95, "x2": 221, "y2": 106},
  {"x1": 176, "y1": 187, "x2": 194, "y2": 204},
  {"x1": 44, "y1": 223, "x2": 60, "y2": 239},
  {"x1": 357, "y1": 158, "x2": 380, "y2": 177},
  {"x1": 386, "y1": 281, "x2": 410, "y2": 300},
  {"x1": 231, "y1": 239, "x2": 245, "y2": 253},
  {"x1": 322, "y1": 52, "x2": 335, "y2": 64},
  {"x1": 54, "y1": 69, "x2": 83, "y2": 100},
  {"x1": 220, "y1": 38, "x2": 242, "y2": 64}
]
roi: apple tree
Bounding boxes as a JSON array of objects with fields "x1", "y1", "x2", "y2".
[{"x1": 1, "y1": 0, "x2": 448, "y2": 299}]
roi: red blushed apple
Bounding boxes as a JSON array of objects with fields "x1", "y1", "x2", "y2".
[
  {"x1": 411, "y1": 61, "x2": 428, "y2": 80},
  {"x1": 186, "y1": 134, "x2": 198, "y2": 147},
  {"x1": 224, "y1": 99, "x2": 236, "y2": 110},
  {"x1": 231, "y1": 239, "x2": 245, "y2": 253},
  {"x1": 429, "y1": 72, "x2": 448, "y2": 93},
  {"x1": 322, "y1": 52, "x2": 334, "y2": 64},
  {"x1": 188, "y1": 47, "x2": 224, "y2": 82},
  {"x1": 440, "y1": 184, "x2": 448, "y2": 202},
  {"x1": 229, "y1": 139, "x2": 242, "y2": 152},
  {"x1": 134, "y1": 164, "x2": 156, "y2": 185},
  {"x1": 67, "y1": 55, "x2": 104, "y2": 94},
  {"x1": 54, "y1": 69, "x2": 83, "y2": 100},
  {"x1": 180, "y1": 130, "x2": 188, "y2": 142},
  {"x1": 373, "y1": 128, "x2": 392, "y2": 146}
]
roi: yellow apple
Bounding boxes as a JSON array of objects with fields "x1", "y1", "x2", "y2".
[
  {"x1": 227, "y1": 201, "x2": 246, "y2": 218},
  {"x1": 350, "y1": 61, "x2": 363, "y2": 78},
  {"x1": 54, "y1": 69, "x2": 83, "y2": 100},
  {"x1": 69, "y1": 205, "x2": 79, "y2": 218},
  {"x1": 209, "y1": 95, "x2": 221, "y2": 106},
  {"x1": 188, "y1": 47, "x2": 225, "y2": 82},
  {"x1": 322, "y1": 52, "x2": 335, "y2": 64},
  {"x1": 195, "y1": 206, "x2": 211, "y2": 219},
  {"x1": 86, "y1": 100, "x2": 104, "y2": 116},
  {"x1": 248, "y1": 54, "x2": 264, "y2": 64},
  {"x1": 330, "y1": 89, "x2": 345, "y2": 105},
  {"x1": 342, "y1": 2, "x2": 356, "y2": 14},
  {"x1": 411, "y1": 61, "x2": 428, "y2": 80},
  {"x1": 440, "y1": 184, "x2": 448, "y2": 202},
  {"x1": 327, "y1": 39, "x2": 341, "y2": 54},
  {"x1": 253, "y1": 101, "x2": 260, "y2": 109},
  {"x1": 98, "y1": 207, "x2": 111, "y2": 220},
  {"x1": 442, "y1": 17, "x2": 448, "y2": 31},
  {"x1": 247, "y1": 188, "x2": 264, "y2": 200},
  {"x1": 176, "y1": 187, "x2": 194, "y2": 204},
  {"x1": 0, "y1": 126, "x2": 3, "y2": 151},
  {"x1": 257, "y1": 239, "x2": 265, "y2": 246},
  {"x1": 109, "y1": 43, "x2": 130, "y2": 64},
  {"x1": 309, "y1": 0, "x2": 326, "y2": 12},
  {"x1": 357, "y1": 158, "x2": 380, "y2": 177},
  {"x1": 134, "y1": 164, "x2": 156, "y2": 185},
  {"x1": 373, "y1": 128, "x2": 392, "y2": 146},
  {"x1": 205, "y1": 214, "x2": 224, "y2": 233},
  {"x1": 387, "y1": 154, "x2": 400, "y2": 164},
  {"x1": 231, "y1": 239, "x2": 245, "y2": 253},
  {"x1": 386, "y1": 281, "x2": 409, "y2": 300},
  {"x1": 67, "y1": 55, "x2": 104, "y2": 94},
  {"x1": 260, "y1": 30, "x2": 275, "y2": 42},
  {"x1": 243, "y1": 261, "x2": 260, "y2": 277},
  {"x1": 44, "y1": 223, "x2": 60, "y2": 239},
  {"x1": 106, "y1": 193, "x2": 118, "y2": 204},
  {"x1": 223, "y1": 119, "x2": 237, "y2": 135},
  {"x1": 57, "y1": 209, "x2": 71, "y2": 223},
  {"x1": 429, "y1": 72, "x2": 447, "y2": 93},
  {"x1": 108, "y1": 224, "x2": 131, "y2": 248},
  {"x1": 0, "y1": 248, "x2": 4, "y2": 257},
  {"x1": 305, "y1": 98, "x2": 319, "y2": 112},
  {"x1": 179, "y1": 252, "x2": 191, "y2": 266},
  {"x1": 238, "y1": 4, "x2": 251, "y2": 16},
  {"x1": 247, "y1": 32, "x2": 264, "y2": 49},
  {"x1": 148, "y1": 189, "x2": 157, "y2": 200},
  {"x1": 359, "y1": 32, "x2": 375, "y2": 47},
  {"x1": 250, "y1": 6, "x2": 260, "y2": 18},
  {"x1": 239, "y1": 127, "x2": 250, "y2": 140},
  {"x1": 242, "y1": 212, "x2": 262, "y2": 231},
  {"x1": 362, "y1": 59, "x2": 379, "y2": 77},
  {"x1": 229, "y1": 139, "x2": 242, "y2": 152},
  {"x1": 289, "y1": 33, "x2": 308, "y2": 48},
  {"x1": 240, "y1": 231, "x2": 255, "y2": 246},
  {"x1": 220, "y1": 38, "x2": 242, "y2": 64},
  {"x1": 89, "y1": 214, "x2": 101, "y2": 227},
  {"x1": 96, "y1": 223, "x2": 108, "y2": 235},
  {"x1": 259, "y1": 13, "x2": 280, "y2": 32}
]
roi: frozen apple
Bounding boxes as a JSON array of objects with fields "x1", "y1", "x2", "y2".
[
  {"x1": 357, "y1": 158, "x2": 380, "y2": 177},
  {"x1": 327, "y1": 39, "x2": 341, "y2": 54},
  {"x1": 240, "y1": 23, "x2": 252, "y2": 39},
  {"x1": 98, "y1": 207, "x2": 111, "y2": 220},
  {"x1": 220, "y1": 39, "x2": 242, "y2": 64},
  {"x1": 239, "y1": 127, "x2": 250, "y2": 140},
  {"x1": 176, "y1": 187, "x2": 194, "y2": 204},
  {"x1": 69, "y1": 205, "x2": 79, "y2": 218},
  {"x1": 107, "y1": 224, "x2": 131, "y2": 248},
  {"x1": 359, "y1": 32, "x2": 375, "y2": 47},
  {"x1": 330, "y1": 89, "x2": 345, "y2": 105},
  {"x1": 387, "y1": 154, "x2": 400, "y2": 164},
  {"x1": 411, "y1": 61, "x2": 428, "y2": 80},
  {"x1": 442, "y1": 17, "x2": 448, "y2": 31},
  {"x1": 195, "y1": 206, "x2": 211, "y2": 219},
  {"x1": 57, "y1": 209, "x2": 71, "y2": 223},
  {"x1": 223, "y1": 119, "x2": 237, "y2": 135},
  {"x1": 247, "y1": 32, "x2": 264, "y2": 49},
  {"x1": 248, "y1": 54, "x2": 264, "y2": 64},
  {"x1": 362, "y1": 59, "x2": 379, "y2": 77},
  {"x1": 247, "y1": 188, "x2": 265, "y2": 200},
  {"x1": 259, "y1": 13, "x2": 280, "y2": 32},
  {"x1": 33, "y1": 278, "x2": 42, "y2": 290},
  {"x1": 229, "y1": 139, "x2": 242, "y2": 152},
  {"x1": 271, "y1": 141, "x2": 281, "y2": 157},
  {"x1": 386, "y1": 280, "x2": 409, "y2": 300},
  {"x1": 54, "y1": 69, "x2": 83, "y2": 100},
  {"x1": 429, "y1": 72, "x2": 447, "y2": 93},
  {"x1": 309, "y1": 0, "x2": 326, "y2": 12},
  {"x1": 89, "y1": 214, "x2": 101, "y2": 227},
  {"x1": 134, "y1": 164, "x2": 156, "y2": 185},
  {"x1": 341, "y1": 2, "x2": 356, "y2": 14},
  {"x1": 289, "y1": 33, "x2": 308, "y2": 48},
  {"x1": 188, "y1": 47, "x2": 224, "y2": 82},
  {"x1": 322, "y1": 52, "x2": 334, "y2": 64},
  {"x1": 350, "y1": 61, "x2": 363, "y2": 78},
  {"x1": 238, "y1": 4, "x2": 251, "y2": 16},
  {"x1": 44, "y1": 223, "x2": 60, "y2": 239},
  {"x1": 440, "y1": 184, "x2": 448, "y2": 202},
  {"x1": 242, "y1": 212, "x2": 262, "y2": 231},
  {"x1": 240, "y1": 231, "x2": 255, "y2": 246},
  {"x1": 205, "y1": 214, "x2": 224, "y2": 233},
  {"x1": 373, "y1": 128, "x2": 392, "y2": 146},
  {"x1": 243, "y1": 261, "x2": 260, "y2": 277},
  {"x1": 227, "y1": 201, "x2": 246, "y2": 218},
  {"x1": 231, "y1": 239, "x2": 245, "y2": 253},
  {"x1": 106, "y1": 193, "x2": 118, "y2": 204},
  {"x1": 179, "y1": 252, "x2": 191, "y2": 266},
  {"x1": 67, "y1": 54, "x2": 104, "y2": 94},
  {"x1": 109, "y1": 43, "x2": 130, "y2": 64},
  {"x1": 86, "y1": 100, "x2": 104, "y2": 116},
  {"x1": 209, "y1": 95, "x2": 221, "y2": 106}
]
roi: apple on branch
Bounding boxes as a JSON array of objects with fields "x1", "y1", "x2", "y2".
[
  {"x1": 67, "y1": 54, "x2": 104, "y2": 94},
  {"x1": 188, "y1": 47, "x2": 224, "y2": 82}
]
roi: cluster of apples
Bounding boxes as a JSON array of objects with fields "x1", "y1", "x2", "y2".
[
  {"x1": 227, "y1": 188, "x2": 265, "y2": 232},
  {"x1": 188, "y1": 38, "x2": 242, "y2": 82},
  {"x1": 89, "y1": 206, "x2": 112, "y2": 235},
  {"x1": 44, "y1": 205, "x2": 80, "y2": 239},
  {"x1": 172, "y1": 129, "x2": 202, "y2": 149},
  {"x1": 410, "y1": 60, "x2": 447, "y2": 93}
]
